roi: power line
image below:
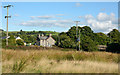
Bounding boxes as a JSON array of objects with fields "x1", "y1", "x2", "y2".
[{"x1": 4, "y1": 5, "x2": 13, "y2": 46}]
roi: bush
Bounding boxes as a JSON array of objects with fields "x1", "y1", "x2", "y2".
[
  {"x1": 81, "y1": 36, "x2": 98, "y2": 51},
  {"x1": 12, "y1": 58, "x2": 28, "y2": 73},
  {"x1": 106, "y1": 43, "x2": 120, "y2": 53},
  {"x1": 59, "y1": 34, "x2": 75, "y2": 48},
  {"x1": 16, "y1": 39, "x2": 24, "y2": 46}
]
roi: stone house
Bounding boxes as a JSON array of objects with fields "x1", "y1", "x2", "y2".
[{"x1": 36, "y1": 34, "x2": 55, "y2": 47}]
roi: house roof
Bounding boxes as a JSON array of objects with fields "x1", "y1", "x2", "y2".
[
  {"x1": 38, "y1": 36, "x2": 48, "y2": 40},
  {"x1": 37, "y1": 34, "x2": 55, "y2": 41},
  {"x1": 15, "y1": 37, "x2": 21, "y2": 39},
  {"x1": 1, "y1": 36, "x2": 10, "y2": 39}
]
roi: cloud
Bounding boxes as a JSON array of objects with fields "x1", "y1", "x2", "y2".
[
  {"x1": 88, "y1": 19, "x2": 117, "y2": 33},
  {"x1": 97, "y1": 13, "x2": 117, "y2": 22},
  {"x1": 30, "y1": 14, "x2": 65, "y2": 20},
  {"x1": 20, "y1": 19, "x2": 74, "y2": 28},
  {"x1": 20, "y1": 13, "x2": 118, "y2": 33},
  {"x1": 97, "y1": 13, "x2": 109, "y2": 21},
  {"x1": 21, "y1": 14, "x2": 74, "y2": 30},
  {"x1": 76, "y1": 3, "x2": 82, "y2": 7},
  {"x1": 37, "y1": 16, "x2": 55, "y2": 19},
  {"x1": 79, "y1": 12, "x2": 118, "y2": 33},
  {"x1": 30, "y1": 15, "x2": 55, "y2": 19},
  {"x1": 85, "y1": 14, "x2": 94, "y2": 20}
]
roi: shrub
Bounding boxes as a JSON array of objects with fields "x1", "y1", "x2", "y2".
[
  {"x1": 81, "y1": 36, "x2": 98, "y2": 51},
  {"x1": 16, "y1": 39, "x2": 24, "y2": 46},
  {"x1": 65, "y1": 53, "x2": 73, "y2": 60},
  {"x1": 12, "y1": 58, "x2": 28, "y2": 73},
  {"x1": 106, "y1": 43, "x2": 120, "y2": 53}
]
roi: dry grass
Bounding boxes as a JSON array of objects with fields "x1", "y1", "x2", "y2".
[{"x1": 2, "y1": 49, "x2": 119, "y2": 73}]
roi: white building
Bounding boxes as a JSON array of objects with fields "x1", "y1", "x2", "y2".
[
  {"x1": 15, "y1": 36, "x2": 26, "y2": 46},
  {"x1": 15, "y1": 36, "x2": 22, "y2": 40}
]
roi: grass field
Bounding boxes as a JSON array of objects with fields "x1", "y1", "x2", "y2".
[{"x1": 2, "y1": 49, "x2": 119, "y2": 73}]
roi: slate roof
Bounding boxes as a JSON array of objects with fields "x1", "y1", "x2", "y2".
[
  {"x1": 1, "y1": 36, "x2": 10, "y2": 39},
  {"x1": 37, "y1": 36, "x2": 49, "y2": 41},
  {"x1": 39, "y1": 36, "x2": 48, "y2": 40}
]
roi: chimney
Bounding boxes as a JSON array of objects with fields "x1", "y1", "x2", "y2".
[{"x1": 49, "y1": 33, "x2": 52, "y2": 37}]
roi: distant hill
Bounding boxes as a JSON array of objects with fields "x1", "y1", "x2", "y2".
[{"x1": 2, "y1": 30, "x2": 59, "y2": 37}]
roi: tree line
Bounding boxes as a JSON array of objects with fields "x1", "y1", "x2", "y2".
[
  {"x1": 1, "y1": 26, "x2": 120, "y2": 53},
  {"x1": 56, "y1": 26, "x2": 120, "y2": 53}
]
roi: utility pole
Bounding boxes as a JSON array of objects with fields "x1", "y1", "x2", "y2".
[
  {"x1": 108, "y1": 25, "x2": 111, "y2": 43},
  {"x1": 79, "y1": 30, "x2": 80, "y2": 51},
  {"x1": 110, "y1": 33, "x2": 111, "y2": 43},
  {"x1": 4, "y1": 5, "x2": 13, "y2": 46},
  {"x1": 74, "y1": 21, "x2": 80, "y2": 51},
  {"x1": 58, "y1": 35, "x2": 60, "y2": 46},
  {"x1": 75, "y1": 21, "x2": 80, "y2": 38}
]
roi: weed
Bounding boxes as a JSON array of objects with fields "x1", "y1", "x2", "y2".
[{"x1": 12, "y1": 58, "x2": 29, "y2": 73}]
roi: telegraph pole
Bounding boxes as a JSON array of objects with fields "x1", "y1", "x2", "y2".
[
  {"x1": 75, "y1": 21, "x2": 80, "y2": 38},
  {"x1": 4, "y1": 5, "x2": 13, "y2": 46},
  {"x1": 108, "y1": 25, "x2": 111, "y2": 43},
  {"x1": 74, "y1": 21, "x2": 80, "y2": 51},
  {"x1": 79, "y1": 30, "x2": 80, "y2": 51}
]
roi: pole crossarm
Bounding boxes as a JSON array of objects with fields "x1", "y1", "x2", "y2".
[
  {"x1": 4, "y1": 5, "x2": 13, "y2": 8},
  {"x1": 5, "y1": 16, "x2": 11, "y2": 18}
]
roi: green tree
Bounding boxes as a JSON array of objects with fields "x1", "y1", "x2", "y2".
[
  {"x1": 81, "y1": 36, "x2": 98, "y2": 51},
  {"x1": 51, "y1": 35, "x2": 58, "y2": 41},
  {"x1": 27, "y1": 35, "x2": 36, "y2": 43},
  {"x1": 8, "y1": 35, "x2": 16, "y2": 46},
  {"x1": 95, "y1": 32, "x2": 109, "y2": 45},
  {"x1": 59, "y1": 33, "x2": 75, "y2": 48},
  {"x1": 2, "y1": 39, "x2": 6, "y2": 47},
  {"x1": 60, "y1": 26, "x2": 99, "y2": 51},
  {"x1": 106, "y1": 43, "x2": 120, "y2": 53},
  {"x1": 67, "y1": 26, "x2": 80, "y2": 40},
  {"x1": 107, "y1": 29, "x2": 120, "y2": 43},
  {"x1": 21, "y1": 35, "x2": 28, "y2": 43},
  {"x1": 16, "y1": 39, "x2": 24, "y2": 46}
]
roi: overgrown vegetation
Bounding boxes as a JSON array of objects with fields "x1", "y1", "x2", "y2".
[
  {"x1": 2, "y1": 49, "x2": 119, "y2": 73},
  {"x1": 12, "y1": 58, "x2": 28, "y2": 73},
  {"x1": 16, "y1": 39, "x2": 24, "y2": 46}
]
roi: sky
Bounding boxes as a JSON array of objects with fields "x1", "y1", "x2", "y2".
[{"x1": 1, "y1": 2, "x2": 118, "y2": 33}]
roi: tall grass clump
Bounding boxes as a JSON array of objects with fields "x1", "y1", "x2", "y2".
[{"x1": 12, "y1": 58, "x2": 29, "y2": 73}]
